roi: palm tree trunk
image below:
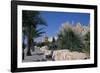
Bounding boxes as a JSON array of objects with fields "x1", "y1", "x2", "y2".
[
  {"x1": 22, "y1": 43, "x2": 25, "y2": 60},
  {"x1": 26, "y1": 27, "x2": 32, "y2": 56},
  {"x1": 31, "y1": 39, "x2": 35, "y2": 51},
  {"x1": 22, "y1": 35, "x2": 25, "y2": 60},
  {"x1": 27, "y1": 37, "x2": 32, "y2": 56}
]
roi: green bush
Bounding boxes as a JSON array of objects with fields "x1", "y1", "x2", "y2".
[
  {"x1": 83, "y1": 32, "x2": 90, "y2": 54},
  {"x1": 57, "y1": 26, "x2": 85, "y2": 52}
]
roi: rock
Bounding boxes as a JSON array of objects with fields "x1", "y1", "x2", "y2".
[
  {"x1": 52, "y1": 49, "x2": 88, "y2": 61},
  {"x1": 40, "y1": 46, "x2": 50, "y2": 55}
]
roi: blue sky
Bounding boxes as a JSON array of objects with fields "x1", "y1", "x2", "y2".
[{"x1": 39, "y1": 11, "x2": 90, "y2": 38}]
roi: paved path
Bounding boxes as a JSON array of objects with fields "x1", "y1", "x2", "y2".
[{"x1": 23, "y1": 48, "x2": 47, "y2": 62}]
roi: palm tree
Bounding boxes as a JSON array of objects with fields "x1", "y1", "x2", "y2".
[
  {"x1": 22, "y1": 10, "x2": 46, "y2": 56},
  {"x1": 30, "y1": 28, "x2": 45, "y2": 51}
]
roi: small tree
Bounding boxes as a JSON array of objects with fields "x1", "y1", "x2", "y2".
[
  {"x1": 52, "y1": 37, "x2": 57, "y2": 50},
  {"x1": 48, "y1": 37, "x2": 57, "y2": 50}
]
